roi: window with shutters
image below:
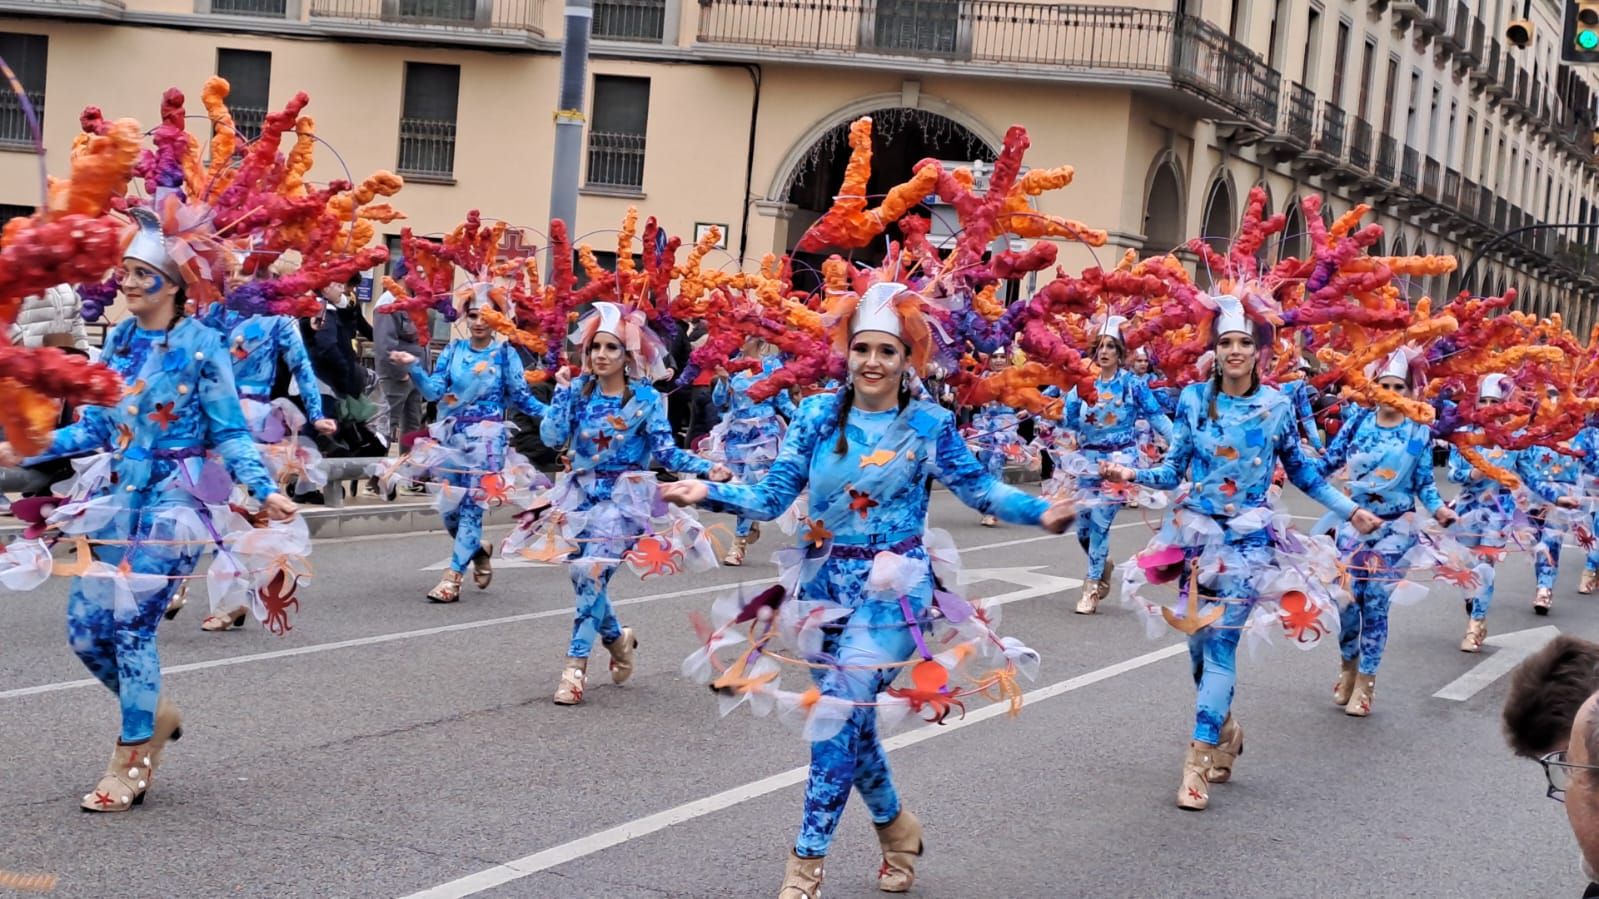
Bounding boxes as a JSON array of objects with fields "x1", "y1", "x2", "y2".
[
  {"x1": 585, "y1": 76, "x2": 648, "y2": 191},
  {"x1": 397, "y1": 62, "x2": 459, "y2": 179},
  {"x1": 0, "y1": 33, "x2": 46, "y2": 149},
  {"x1": 216, "y1": 49, "x2": 271, "y2": 142}
]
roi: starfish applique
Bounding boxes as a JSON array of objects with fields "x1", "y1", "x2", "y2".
[
  {"x1": 90, "y1": 790, "x2": 116, "y2": 809},
  {"x1": 847, "y1": 488, "x2": 878, "y2": 519},
  {"x1": 802, "y1": 518, "x2": 833, "y2": 548},
  {"x1": 149, "y1": 402, "x2": 179, "y2": 430},
  {"x1": 115, "y1": 424, "x2": 133, "y2": 450},
  {"x1": 231, "y1": 343, "x2": 249, "y2": 361},
  {"x1": 595, "y1": 433, "x2": 613, "y2": 451},
  {"x1": 123, "y1": 379, "x2": 146, "y2": 398},
  {"x1": 1218, "y1": 478, "x2": 1238, "y2": 498},
  {"x1": 858, "y1": 448, "x2": 896, "y2": 468},
  {"x1": 607, "y1": 414, "x2": 629, "y2": 431},
  {"x1": 1215, "y1": 445, "x2": 1239, "y2": 460}
]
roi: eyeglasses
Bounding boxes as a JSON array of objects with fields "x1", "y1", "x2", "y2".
[{"x1": 1538, "y1": 750, "x2": 1599, "y2": 803}]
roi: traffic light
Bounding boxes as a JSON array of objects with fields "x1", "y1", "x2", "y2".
[
  {"x1": 1507, "y1": 18, "x2": 1535, "y2": 49},
  {"x1": 1565, "y1": 1, "x2": 1599, "y2": 63}
]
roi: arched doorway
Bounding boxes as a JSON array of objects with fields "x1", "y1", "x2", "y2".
[
  {"x1": 1143, "y1": 157, "x2": 1185, "y2": 253},
  {"x1": 780, "y1": 106, "x2": 996, "y2": 291},
  {"x1": 1279, "y1": 198, "x2": 1307, "y2": 262},
  {"x1": 1199, "y1": 175, "x2": 1235, "y2": 265}
]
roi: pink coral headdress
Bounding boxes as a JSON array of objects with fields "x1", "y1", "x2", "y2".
[{"x1": 571, "y1": 300, "x2": 669, "y2": 381}]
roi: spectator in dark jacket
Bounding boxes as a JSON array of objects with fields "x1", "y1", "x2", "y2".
[{"x1": 372, "y1": 261, "x2": 429, "y2": 446}]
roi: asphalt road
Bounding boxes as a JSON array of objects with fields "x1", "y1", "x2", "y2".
[{"x1": 0, "y1": 485, "x2": 1592, "y2": 898}]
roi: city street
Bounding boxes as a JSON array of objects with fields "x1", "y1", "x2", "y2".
[{"x1": 0, "y1": 486, "x2": 1589, "y2": 898}]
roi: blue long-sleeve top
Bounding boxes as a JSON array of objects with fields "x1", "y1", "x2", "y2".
[
  {"x1": 1315, "y1": 408, "x2": 1443, "y2": 518},
  {"x1": 703, "y1": 393, "x2": 1048, "y2": 542},
  {"x1": 199, "y1": 307, "x2": 325, "y2": 422},
  {"x1": 713, "y1": 355, "x2": 798, "y2": 420},
  {"x1": 1519, "y1": 441, "x2": 1583, "y2": 489},
  {"x1": 1133, "y1": 383, "x2": 1356, "y2": 521},
  {"x1": 1446, "y1": 435, "x2": 1565, "y2": 506},
  {"x1": 540, "y1": 373, "x2": 711, "y2": 476},
  {"x1": 1135, "y1": 371, "x2": 1178, "y2": 415},
  {"x1": 28, "y1": 316, "x2": 278, "y2": 498},
  {"x1": 1062, "y1": 368, "x2": 1173, "y2": 450},
  {"x1": 1572, "y1": 426, "x2": 1599, "y2": 479},
  {"x1": 407, "y1": 338, "x2": 547, "y2": 422},
  {"x1": 1285, "y1": 379, "x2": 1325, "y2": 451}
]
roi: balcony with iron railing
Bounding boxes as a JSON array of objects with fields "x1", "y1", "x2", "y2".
[
  {"x1": 1483, "y1": 40, "x2": 1506, "y2": 95},
  {"x1": 1476, "y1": 183, "x2": 1494, "y2": 226},
  {"x1": 694, "y1": 2, "x2": 1280, "y2": 128},
  {"x1": 593, "y1": 0, "x2": 665, "y2": 41},
  {"x1": 396, "y1": 116, "x2": 456, "y2": 180},
  {"x1": 0, "y1": 88, "x2": 42, "y2": 149},
  {"x1": 1434, "y1": 1, "x2": 1458, "y2": 49},
  {"x1": 308, "y1": 0, "x2": 543, "y2": 45},
  {"x1": 1440, "y1": 166, "x2": 1460, "y2": 211},
  {"x1": 0, "y1": 0, "x2": 123, "y2": 19},
  {"x1": 1375, "y1": 133, "x2": 1398, "y2": 182},
  {"x1": 1459, "y1": 177, "x2": 1479, "y2": 219},
  {"x1": 209, "y1": 0, "x2": 287, "y2": 15},
  {"x1": 1312, "y1": 101, "x2": 1345, "y2": 159},
  {"x1": 1458, "y1": 8, "x2": 1481, "y2": 64},
  {"x1": 1392, "y1": 0, "x2": 1428, "y2": 29},
  {"x1": 1493, "y1": 197, "x2": 1509, "y2": 232},
  {"x1": 1279, "y1": 82, "x2": 1316, "y2": 147},
  {"x1": 1420, "y1": 156, "x2": 1440, "y2": 200},
  {"x1": 1400, "y1": 145, "x2": 1420, "y2": 191},
  {"x1": 1349, "y1": 116, "x2": 1373, "y2": 171}
]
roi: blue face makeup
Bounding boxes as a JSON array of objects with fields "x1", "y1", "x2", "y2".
[{"x1": 147, "y1": 272, "x2": 165, "y2": 293}]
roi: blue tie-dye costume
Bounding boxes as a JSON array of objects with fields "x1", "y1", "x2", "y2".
[
  {"x1": 199, "y1": 308, "x2": 325, "y2": 421},
  {"x1": 407, "y1": 339, "x2": 547, "y2": 573},
  {"x1": 540, "y1": 375, "x2": 713, "y2": 658},
  {"x1": 1315, "y1": 409, "x2": 1443, "y2": 675},
  {"x1": 1518, "y1": 441, "x2": 1581, "y2": 591},
  {"x1": 1132, "y1": 384, "x2": 1355, "y2": 745},
  {"x1": 1062, "y1": 369, "x2": 1172, "y2": 580},
  {"x1": 1446, "y1": 439, "x2": 1560, "y2": 619},
  {"x1": 1573, "y1": 426, "x2": 1599, "y2": 576},
  {"x1": 702, "y1": 393, "x2": 1048, "y2": 858},
  {"x1": 26, "y1": 318, "x2": 278, "y2": 743},
  {"x1": 710, "y1": 355, "x2": 796, "y2": 538},
  {"x1": 969, "y1": 402, "x2": 1022, "y2": 479},
  {"x1": 1286, "y1": 379, "x2": 1325, "y2": 451}
]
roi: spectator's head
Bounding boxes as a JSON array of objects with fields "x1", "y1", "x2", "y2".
[
  {"x1": 1560, "y1": 694, "x2": 1599, "y2": 881},
  {"x1": 320, "y1": 280, "x2": 349, "y2": 309},
  {"x1": 1503, "y1": 635, "x2": 1599, "y2": 758}
]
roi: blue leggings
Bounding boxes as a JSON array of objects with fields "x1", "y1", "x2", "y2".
[
  {"x1": 69, "y1": 527, "x2": 202, "y2": 743},
  {"x1": 1531, "y1": 510, "x2": 1562, "y2": 590},
  {"x1": 568, "y1": 554, "x2": 624, "y2": 658},
  {"x1": 1075, "y1": 498, "x2": 1119, "y2": 580},
  {"x1": 442, "y1": 494, "x2": 486, "y2": 573},
  {"x1": 1182, "y1": 540, "x2": 1271, "y2": 744},
  {"x1": 1457, "y1": 533, "x2": 1500, "y2": 620},
  {"x1": 1589, "y1": 513, "x2": 1599, "y2": 573},
  {"x1": 1340, "y1": 554, "x2": 1398, "y2": 676}
]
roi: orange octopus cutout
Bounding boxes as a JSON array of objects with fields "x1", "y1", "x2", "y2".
[
  {"x1": 1278, "y1": 591, "x2": 1329, "y2": 644},
  {"x1": 886, "y1": 659, "x2": 966, "y2": 724},
  {"x1": 623, "y1": 536, "x2": 685, "y2": 578}
]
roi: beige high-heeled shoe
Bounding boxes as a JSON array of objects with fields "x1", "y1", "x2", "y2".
[
  {"x1": 874, "y1": 810, "x2": 923, "y2": 893},
  {"x1": 554, "y1": 657, "x2": 588, "y2": 705},
  {"x1": 723, "y1": 536, "x2": 748, "y2": 567},
  {"x1": 1074, "y1": 580, "x2": 1101, "y2": 615},
  {"x1": 149, "y1": 698, "x2": 184, "y2": 772},
  {"x1": 1207, "y1": 717, "x2": 1243, "y2": 783},
  {"x1": 471, "y1": 543, "x2": 493, "y2": 590},
  {"x1": 1461, "y1": 618, "x2": 1487, "y2": 653},
  {"x1": 605, "y1": 627, "x2": 638, "y2": 685},
  {"x1": 427, "y1": 571, "x2": 463, "y2": 603},
  {"x1": 777, "y1": 851, "x2": 824, "y2": 899},
  {"x1": 1332, "y1": 657, "x2": 1359, "y2": 706},
  {"x1": 1177, "y1": 742, "x2": 1215, "y2": 811},
  {"x1": 1346, "y1": 673, "x2": 1376, "y2": 717},
  {"x1": 80, "y1": 742, "x2": 153, "y2": 813},
  {"x1": 200, "y1": 605, "x2": 247, "y2": 631}
]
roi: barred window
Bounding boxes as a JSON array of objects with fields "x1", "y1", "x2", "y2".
[
  {"x1": 397, "y1": 0, "x2": 476, "y2": 24},
  {"x1": 210, "y1": 0, "x2": 288, "y2": 17},
  {"x1": 586, "y1": 76, "x2": 648, "y2": 190},
  {"x1": 592, "y1": 0, "x2": 665, "y2": 42},
  {"x1": 398, "y1": 62, "x2": 459, "y2": 179},
  {"x1": 0, "y1": 33, "x2": 46, "y2": 149},
  {"x1": 216, "y1": 49, "x2": 271, "y2": 142}
]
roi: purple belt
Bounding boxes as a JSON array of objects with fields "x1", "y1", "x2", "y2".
[
  {"x1": 828, "y1": 535, "x2": 922, "y2": 560},
  {"x1": 153, "y1": 446, "x2": 207, "y2": 461}
]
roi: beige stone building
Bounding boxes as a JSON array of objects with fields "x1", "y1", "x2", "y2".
[{"x1": 0, "y1": 0, "x2": 1595, "y2": 326}]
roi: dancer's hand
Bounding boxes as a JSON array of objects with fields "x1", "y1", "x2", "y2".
[
  {"x1": 707, "y1": 464, "x2": 734, "y2": 482},
  {"x1": 1098, "y1": 460, "x2": 1134, "y2": 483},
  {"x1": 1350, "y1": 508, "x2": 1382, "y2": 534},
  {"x1": 313, "y1": 418, "x2": 338, "y2": 435},
  {"x1": 554, "y1": 367, "x2": 573, "y2": 387},
  {"x1": 0, "y1": 441, "x2": 18, "y2": 468},
  {"x1": 1040, "y1": 499, "x2": 1076, "y2": 534},
  {"x1": 388, "y1": 350, "x2": 417, "y2": 367},
  {"x1": 1434, "y1": 506, "x2": 1458, "y2": 526},
  {"x1": 714, "y1": 365, "x2": 730, "y2": 381},
  {"x1": 660, "y1": 480, "x2": 709, "y2": 507},
  {"x1": 1557, "y1": 495, "x2": 1581, "y2": 509},
  {"x1": 262, "y1": 493, "x2": 299, "y2": 521}
]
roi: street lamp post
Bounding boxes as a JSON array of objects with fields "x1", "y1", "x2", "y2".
[
  {"x1": 1457, "y1": 222, "x2": 1599, "y2": 288},
  {"x1": 549, "y1": 0, "x2": 594, "y2": 232}
]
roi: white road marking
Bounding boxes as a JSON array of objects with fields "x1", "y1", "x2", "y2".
[
  {"x1": 1433, "y1": 625, "x2": 1561, "y2": 702},
  {"x1": 0, "y1": 566, "x2": 1072, "y2": 701},
  {"x1": 399, "y1": 641, "x2": 1188, "y2": 899}
]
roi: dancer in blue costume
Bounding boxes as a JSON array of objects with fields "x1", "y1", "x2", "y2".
[
  {"x1": 508, "y1": 301, "x2": 729, "y2": 705},
  {"x1": 967, "y1": 351, "x2": 1030, "y2": 527},
  {"x1": 1060, "y1": 315, "x2": 1171, "y2": 613},
  {"x1": 388, "y1": 292, "x2": 549, "y2": 603},
  {"x1": 663, "y1": 283, "x2": 1075, "y2": 897},
  {"x1": 1518, "y1": 384, "x2": 1584, "y2": 615},
  {"x1": 1102, "y1": 294, "x2": 1381, "y2": 811},
  {"x1": 182, "y1": 255, "x2": 338, "y2": 629},
  {"x1": 0, "y1": 209, "x2": 300, "y2": 812},
  {"x1": 708, "y1": 337, "x2": 796, "y2": 565},
  {"x1": 1574, "y1": 418, "x2": 1599, "y2": 596},
  {"x1": 1445, "y1": 374, "x2": 1577, "y2": 651},
  {"x1": 1313, "y1": 348, "x2": 1455, "y2": 716}
]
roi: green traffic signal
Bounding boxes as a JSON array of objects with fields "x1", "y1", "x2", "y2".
[{"x1": 1582, "y1": 30, "x2": 1599, "y2": 50}]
